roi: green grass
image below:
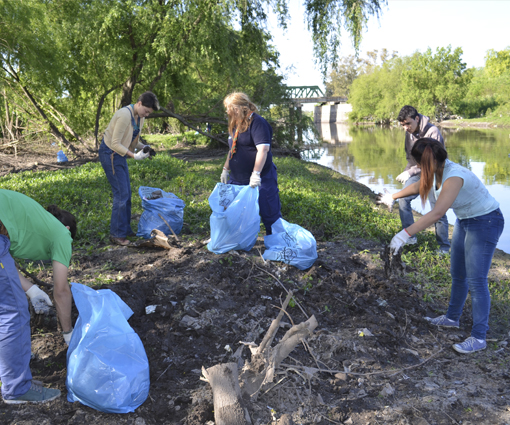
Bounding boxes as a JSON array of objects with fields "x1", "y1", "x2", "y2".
[{"x1": 1, "y1": 140, "x2": 509, "y2": 324}]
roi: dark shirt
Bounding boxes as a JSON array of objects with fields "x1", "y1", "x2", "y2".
[{"x1": 228, "y1": 113, "x2": 273, "y2": 184}]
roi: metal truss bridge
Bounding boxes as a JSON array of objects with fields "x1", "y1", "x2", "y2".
[{"x1": 286, "y1": 86, "x2": 347, "y2": 104}]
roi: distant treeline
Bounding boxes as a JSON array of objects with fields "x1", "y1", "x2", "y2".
[{"x1": 325, "y1": 46, "x2": 510, "y2": 124}]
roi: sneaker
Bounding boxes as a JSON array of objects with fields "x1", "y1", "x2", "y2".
[
  {"x1": 437, "y1": 248, "x2": 450, "y2": 255},
  {"x1": 453, "y1": 337, "x2": 487, "y2": 354},
  {"x1": 3, "y1": 382, "x2": 61, "y2": 404},
  {"x1": 424, "y1": 315, "x2": 459, "y2": 328},
  {"x1": 407, "y1": 236, "x2": 417, "y2": 245}
]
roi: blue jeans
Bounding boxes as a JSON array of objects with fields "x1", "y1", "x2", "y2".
[
  {"x1": 98, "y1": 141, "x2": 134, "y2": 238},
  {"x1": 398, "y1": 174, "x2": 450, "y2": 251},
  {"x1": 230, "y1": 163, "x2": 282, "y2": 235},
  {"x1": 446, "y1": 208, "x2": 504, "y2": 340},
  {"x1": 0, "y1": 236, "x2": 32, "y2": 400}
]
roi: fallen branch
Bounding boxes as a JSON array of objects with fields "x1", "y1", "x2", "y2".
[
  {"x1": 280, "y1": 347, "x2": 445, "y2": 377},
  {"x1": 15, "y1": 261, "x2": 52, "y2": 288},
  {"x1": 158, "y1": 213, "x2": 180, "y2": 242}
]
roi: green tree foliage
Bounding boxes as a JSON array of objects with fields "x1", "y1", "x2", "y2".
[
  {"x1": 348, "y1": 55, "x2": 406, "y2": 123},
  {"x1": 1, "y1": 0, "x2": 386, "y2": 152},
  {"x1": 485, "y1": 47, "x2": 510, "y2": 77},
  {"x1": 398, "y1": 46, "x2": 472, "y2": 120},
  {"x1": 347, "y1": 46, "x2": 472, "y2": 123},
  {"x1": 456, "y1": 47, "x2": 510, "y2": 121}
]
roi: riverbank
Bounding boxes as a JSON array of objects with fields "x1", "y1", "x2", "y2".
[{"x1": 1, "y1": 137, "x2": 509, "y2": 424}]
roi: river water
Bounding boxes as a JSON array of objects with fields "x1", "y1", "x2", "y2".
[{"x1": 306, "y1": 123, "x2": 510, "y2": 254}]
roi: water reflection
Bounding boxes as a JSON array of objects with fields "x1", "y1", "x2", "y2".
[
  {"x1": 316, "y1": 123, "x2": 353, "y2": 143},
  {"x1": 307, "y1": 124, "x2": 510, "y2": 253}
]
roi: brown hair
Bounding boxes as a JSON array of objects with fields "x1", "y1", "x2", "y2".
[
  {"x1": 47, "y1": 205, "x2": 77, "y2": 240},
  {"x1": 411, "y1": 138, "x2": 448, "y2": 206},
  {"x1": 223, "y1": 92, "x2": 258, "y2": 136},
  {"x1": 137, "y1": 91, "x2": 159, "y2": 111}
]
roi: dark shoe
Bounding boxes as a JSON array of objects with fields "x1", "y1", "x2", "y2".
[
  {"x1": 3, "y1": 382, "x2": 60, "y2": 404},
  {"x1": 109, "y1": 236, "x2": 131, "y2": 246}
]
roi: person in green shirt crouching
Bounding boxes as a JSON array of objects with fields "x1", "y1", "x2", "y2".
[{"x1": 0, "y1": 189, "x2": 77, "y2": 404}]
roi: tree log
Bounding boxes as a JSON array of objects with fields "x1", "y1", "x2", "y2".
[{"x1": 201, "y1": 363, "x2": 252, "y2": 425}]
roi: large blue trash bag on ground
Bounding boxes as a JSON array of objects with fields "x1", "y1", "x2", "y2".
[
  {"x1": 66, "y1": 283, "x2": 150, "y2": 413},
  {"x1": 137, "y1": 186, "x2": 185, "y2": 239},
  {"x1": 262, "y1": 218, "x2": 318, "y2": 270},
  {"x1": 207, "y1": 183, "x2": 260, "y2": 254}
]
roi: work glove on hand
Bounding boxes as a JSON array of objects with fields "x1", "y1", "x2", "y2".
[
  {"x1": 396, "y1": 170, "x2": 411, "y2": 184},
  {"x1": 133, "y1": 149, "x2": 150, "y2": 160},
  {"x1": 389, "y1": 229, "x2": 411, "y2": 255},
  {"x1": 220, "y1": 167, "x2": 230, "y2": 184},
  {"x1": 26, "y1": 285, "x2": 53, "y2": 314},
  {"x1": 249, "y1": 171, "x2": 261, "y2": 188},
  {"x1": 63, "y1": 328, "x2": 73, "y2": 346},
  {"x1": 375, "y1": 188, "x2": 395, "y2": 212}
]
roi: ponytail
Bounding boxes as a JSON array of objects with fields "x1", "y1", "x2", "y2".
[{"x1": 411, "y1": 138, "x2": 448, "y2": 207}]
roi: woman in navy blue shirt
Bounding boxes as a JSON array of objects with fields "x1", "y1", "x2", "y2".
[{"x1": 221, "y1": 92, "x2": 282, "y2": 234}]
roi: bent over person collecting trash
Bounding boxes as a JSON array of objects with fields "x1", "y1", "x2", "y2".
[
  {"x1": 0, "y1": 189, "x2": 77, "y2": 403},
  {"x1": 376, "y1": 139, "x2": 504, "y2": 354}
]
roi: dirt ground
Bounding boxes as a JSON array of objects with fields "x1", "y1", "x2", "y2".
[{"x1": 1, "y1": 148, "x2": 510, "y2": 425}]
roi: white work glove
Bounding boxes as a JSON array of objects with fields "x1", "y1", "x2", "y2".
[
  {"x1": 396, "y1": 170, "x2": 411, "y2": 184},
  {"x1": 26, "y1": 285, "x2": 53, "y2": 314},
  {"x1": 375, "y1": 188, "x2": 395, "y2": 212},
  {"x1": 133, "y1": 149, "x2": 150, "y2": 160},
  {"x1": 63, "y1": 328, "x2": 73, "y2": 346},
  {"x1": 249, "y1": 171, "x2": 261, "y2": 188},
  {"x1": 220, "y1": 167, "x2": 230, "y2": 184},
  {"x1": 389, "y1": 229, "x2": 411, "y2": 255}
]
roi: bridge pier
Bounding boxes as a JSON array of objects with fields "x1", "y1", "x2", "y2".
[{"x1": 314, "y1": 103, "x2": 352, "y2": 123}]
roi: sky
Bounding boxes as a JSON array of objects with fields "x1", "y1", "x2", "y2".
[{"x1": 267, "y1": 0, "x2": 510, "y2": 90}]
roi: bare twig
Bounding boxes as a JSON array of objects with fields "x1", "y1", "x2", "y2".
[
  {"x1": 15, "y1": 261, "x2": 52, "y2": 288},
  {"x1": 280, "y1": 347, "x2": 445, "y2": 377},
  {"x1": 158, "y1": 213, "x2": 180, "y2": 242}
]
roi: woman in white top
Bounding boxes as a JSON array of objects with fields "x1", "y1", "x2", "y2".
[{"x1": 378, "y1": 138, "x2": 504, "y2": 354}]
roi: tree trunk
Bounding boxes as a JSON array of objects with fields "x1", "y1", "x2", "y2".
[
  {"x1": 157, "y1": 107, "x2": 228, "y2": 146},
  {"x1": 18, "y1": 83, "x2": 78, "y2": 154},
  {"x1": 201, "y1": 363, "x2": 252, "y2": 425}
]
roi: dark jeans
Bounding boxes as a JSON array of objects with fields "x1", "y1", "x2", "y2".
[
  {"x1": 98, "y1": 141, "x2": 134, "y2": 238},
  {"x1": 447, "y1": 208, "x2": 504, "y2": 340}
]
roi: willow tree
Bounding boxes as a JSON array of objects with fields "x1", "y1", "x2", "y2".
[{"x1": 1, "y1": 0, "x2": 386, "y2": 153}]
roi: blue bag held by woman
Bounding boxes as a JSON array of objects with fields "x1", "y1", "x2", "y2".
[
  {"x1": 262, "y1": 218, "x2": 317, "y2": 270},
  {"x1": 207, "y1": 183, "x2": 260, "y2": 254},
  {"x1": 66, "y1": 283, "x2": 150, "y2": 413},
  {"x1": 137, "y1": 186, "x2": 185, "y2": 239}
]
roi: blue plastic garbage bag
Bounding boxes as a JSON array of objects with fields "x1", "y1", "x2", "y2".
[
  {"x1": 57, "y1": 150, "x2": 68, "y2": 163},
  {"x1": 137, "y1": 186, "x2": 185, "y2": 239},
  {"x1": 262, "y1": 218, "x2": 317, "y2": 270},
  {"x1": 66, "y1": 283, "x2": 150, "y2": 413},
  {"x1": 207, "y1": 183, "x2": 260, "y2": 254}
]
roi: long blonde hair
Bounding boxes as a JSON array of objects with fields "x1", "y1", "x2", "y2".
[{"x1": 223, "y1": 92, "x2": 258, "y2": 136}]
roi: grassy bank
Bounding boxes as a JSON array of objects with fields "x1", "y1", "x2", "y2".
[{"x1": 1, "y1": 132, "x2": 508, "y2": 325}]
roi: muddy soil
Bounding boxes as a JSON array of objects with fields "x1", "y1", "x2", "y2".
[{"x1": 1, "y1": 149, "x2": 510, "y2": 425}]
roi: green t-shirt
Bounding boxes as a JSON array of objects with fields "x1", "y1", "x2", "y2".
[{"x1": 0, "y1": 189, "x2": 73, "y2": 267}]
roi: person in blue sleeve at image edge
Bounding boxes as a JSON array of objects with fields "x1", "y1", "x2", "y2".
[{"x1": 220, "y1": 92, "x2": 282, "y2": 235}]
